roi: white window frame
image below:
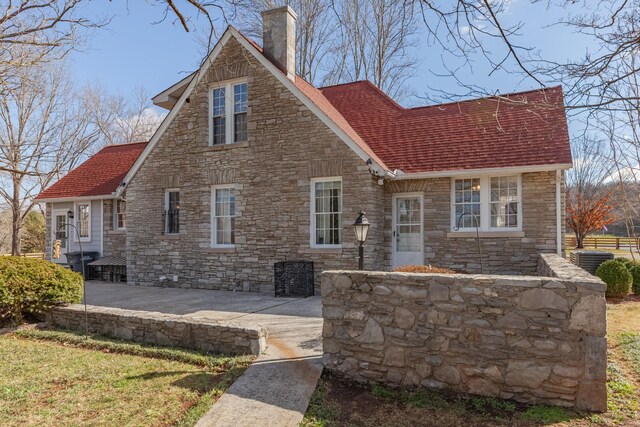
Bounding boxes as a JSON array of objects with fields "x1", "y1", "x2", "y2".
[
  {"x1": 74, "y1": 202, "x2": 91, "y2": 242},
  {"x1": 114, "y1": 199, "x2": 126, "y2": 230},
  {"x1": 310, "y1": 177, "x2": 343, "y2": 248},
  {"x1": 208, "y1": 78, "x2": 248, "y2": 146},
  {"x1": 211, "y1": 184, "x2": 236, "y2": 248},
  {"x1": 164, "y1": 189, "x2": 180, "y2": 235},
  {"x1": 450, "y1": 174, "x2": 522, "y2": 232}
]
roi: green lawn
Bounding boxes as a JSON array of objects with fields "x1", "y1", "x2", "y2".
[
  {"x1": 0, "y1": 329, "x2": 253, "y2": 427},
  {"x1": 302, "y1": 300, "x2": 640, "y2": 427}
]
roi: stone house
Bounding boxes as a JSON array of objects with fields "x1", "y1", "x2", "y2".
[{"x1": 37, "y1": 6, "x2": 572, "y2": 293}]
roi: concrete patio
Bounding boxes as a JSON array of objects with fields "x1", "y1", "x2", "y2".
[{"x1": 84, "y1": 281, "x2": 323, "y2": 427}]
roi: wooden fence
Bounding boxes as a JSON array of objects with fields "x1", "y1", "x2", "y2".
[
  {"x1": 565, "y1": 236, "x2": 640, "y2": 250},
  {"x1": 0, "y1": 252, "x2": 45, "y2": 259}
]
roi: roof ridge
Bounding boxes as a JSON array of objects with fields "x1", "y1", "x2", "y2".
[
  {"x1": 320, "y1": 80, "x2": 404, "y2": 111},
  {"x1": 406, "y1": 86, "x2": 564, "y2": 112}
]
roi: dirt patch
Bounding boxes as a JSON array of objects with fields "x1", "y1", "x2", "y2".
[
  {"x1": 607, "y1": 294, "x2": 640, "y2": 305},
  {"x1": 307, "y1": 373, "x2": 584, "y2": 427}
]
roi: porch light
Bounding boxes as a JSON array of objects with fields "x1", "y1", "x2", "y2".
[
  {"x1": 67, "y1": 209, "x2": 74, "y2": 219},
  {"x1": 353, "y1": 211, "x2": 370, "y2": 270}
]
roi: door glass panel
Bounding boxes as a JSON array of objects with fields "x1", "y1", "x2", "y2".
[
  {"x1": 396, "y1": 197, "x2": 421, "y2": 252},
  {"x1": 54, "y1": 215, "x2": 67, "y2": 248}
]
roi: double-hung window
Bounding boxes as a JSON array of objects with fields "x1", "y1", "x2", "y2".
[
  {"x1": 311, "y1": 178, "x2": 342, "y2": 247},
  {"x1": 490, "y1": 176, "x2": 519, "y2": 228},
  {"x1": 211, "y1": 87, "x2": 226, "y2": 145},
  {"x1": 115, "y1": 199, "x2": 126, "y2": 229},
  {"x1": 211, "y1": 186, "x2": 235, "y2": 247},
  {"x1": 209, "y1": 80, "x2": 248, "y2": 145},
  {"x1": 76, "y1": 203, "x2": 90, "y2": 241},
  {"x1": 164, "y1": 190, "x2": 180, "y2": 234},
  {"x1": 451, "y1": 175, "x2": 521, "y2": 232}
]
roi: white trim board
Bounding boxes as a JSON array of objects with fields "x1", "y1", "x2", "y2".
[
  {"x1": 37, "y1": 194, "x2": 117, "y2": 203},
  {"x1": 393, "y1": 163, "x2": 573, "y2": 180}
]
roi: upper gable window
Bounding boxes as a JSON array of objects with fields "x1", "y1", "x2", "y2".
[{"x1": 209, "y1": 80, "x2": 248, "y2": 146}]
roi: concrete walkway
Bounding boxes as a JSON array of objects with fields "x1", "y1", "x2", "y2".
[{"x1": 84, "y1": 282, "x2": 323, "y2": 427}]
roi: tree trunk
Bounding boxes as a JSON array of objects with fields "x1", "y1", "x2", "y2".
[
  {"x1": 575, "y1": 232, "x2": 584, "y2": 249},
  {"x1": 10, "y1": 176, "x2": 22, "y2": 256}
]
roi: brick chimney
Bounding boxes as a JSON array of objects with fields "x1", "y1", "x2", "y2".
[{"x1": 261, "y1": 6, "x2": 297, "y2": 80}]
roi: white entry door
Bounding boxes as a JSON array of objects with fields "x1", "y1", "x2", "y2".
[
  {"x1": 51, "y1": 211, "x2": 68, "y2": 263},
  {"x1": 392, "y1": 194, "x2": 424, "y2": 268}
]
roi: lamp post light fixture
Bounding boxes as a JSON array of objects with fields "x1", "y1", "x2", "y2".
[
  {"x1": 353, "y1": 211, "x2": 370, "y2": 270},
  {"x1": 53, "y1": 214, "x2": 89, "y2": 338}
]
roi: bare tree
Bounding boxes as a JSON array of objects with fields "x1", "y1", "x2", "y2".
[
  {"x1": 327, "y1": 0, "x2": 417, "y2": 99},
  {"x1": 565, "y1": 135, "x2": 618, "y2": 248},
  {"x1": 84, "y1": 85, "x2": 165, "y2": 147},
  {"x1": 0, "y1": 61, "x2": 100, "y2": 255},
  {"x1": 215, "y1": 0, "x2": 335, "y2": 84},
  {"x1": 0, "y1": 209, "x2": 10, "y2": 253},
  {"x1": 0, "y1": 0, "x2": 109, "y2": 93}
]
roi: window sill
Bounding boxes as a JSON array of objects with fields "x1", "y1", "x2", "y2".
[
  {"x1": 206, "y1": 142, "x2": 249, "y2": 151},
  {"x1": 207, "y1": 247, "x2": 236, "y2": 253},
  {"x1": 300, "y1": 247, "x2": 343, "y2": 254},
  {"x1": 108, "y1": 229, "x2": 126, "y2": 235},
  {"x1": 447, "y1": 231, "x2": 525, "y2": 238},
  {"x1": 161, "y1": 234, "x2": 181, "y2": 240}
]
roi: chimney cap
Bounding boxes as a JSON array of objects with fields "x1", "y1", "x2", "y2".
[{"x1": 261, "y1": 5, "x2": 298, "y2": 20}]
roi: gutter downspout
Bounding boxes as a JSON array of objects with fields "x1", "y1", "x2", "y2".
[{"x1": 556, "y1": 169, "x2": 562, "y2": 256}]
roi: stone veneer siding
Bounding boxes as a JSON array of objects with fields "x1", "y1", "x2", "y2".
[
  {"x1": 102, "y1": 199, "x2": 126, "y2": 258},
  {"x1": 44, "y1": 202, "x2": 52, "y2": 260},
  {"x1": 47, "y1": 304, "x2": 267, "y2": 355},
  {"x1": 383, "y1": 171, "x2": 565, "y2": 274},
  {"x1": 125, "y1": 37, "x2": 386, "y2": 293},
  {"x1": 321, "y1": 254, "x2": 606, "y2": 411}
]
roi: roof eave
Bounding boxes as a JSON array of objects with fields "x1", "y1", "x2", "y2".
[
  {"x1": 391, "y1": 163, "x2": 573, "y2": 180},
  {"x1": 36, "y1": 194, "x2": 119, "y2": 203}
]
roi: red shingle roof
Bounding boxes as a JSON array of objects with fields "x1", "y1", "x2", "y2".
[
  {"x1": 234, "y1": 28, "x2": 388, "y2": 168},
  {"x1": 36, "y1": 142, "x2": 148, "y2": 200},
  {"x1": 319, "y1": 81, "x2": 572, "y2": 173},
  {"x1": 153, "y1": 28, "x2": 572, "y2": 176}
]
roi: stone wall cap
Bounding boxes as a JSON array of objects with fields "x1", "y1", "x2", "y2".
[{"x1": 54, "y1": 304, "x2": 267, "y2": 337}]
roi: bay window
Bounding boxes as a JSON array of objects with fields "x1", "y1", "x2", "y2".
[{"x1": 451, "y1": 175, "x2": 521, "y2": 231}]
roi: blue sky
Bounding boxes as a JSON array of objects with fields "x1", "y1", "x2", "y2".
[{"x1": 70, "y1": 2, "x2": 592, "y2": 113}]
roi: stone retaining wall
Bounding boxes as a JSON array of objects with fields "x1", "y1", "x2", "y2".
[
  {"x1": 47, "y1": 304, "x2": 267, "y2": 355},
  {"x1": 321, "y1": 254, "x2": 607, "y2": 411}
]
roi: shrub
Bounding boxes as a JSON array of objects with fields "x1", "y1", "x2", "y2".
[
  {"x1": 596, "y1": 260, "x2": 632, "y2": 298},
  {"x1": 394, "y1": 265, "x2": 457, "y2": 274},
  {"x1": 629, "y1": 265, "x2": 640, "y2": 295},
  {"x1": 0, "y1": 257, "x2": 82, "y2": 326},
  {"x1": 614, "y1": 257, "x2": 636, "y2": 270}
]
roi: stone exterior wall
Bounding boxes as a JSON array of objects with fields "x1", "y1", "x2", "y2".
[
  {"x1": 383, "y1": 171, "x2": 565, "y2": 275},
  {"x1": 125, "y1": 37, "x2": 386, "y2": 293},
  {"x1": 102, "y1": 199, "x2": 126, "y2": 258},
  {"x1": 44, "y1": 202, "x2": 52, "y2": 260},
  {"x1": 321, "y1": 256, "x2": 606, "y2": 411},
  {"x1": 47, "y1": 304, "x2": 267, "y2": 355},
  {"x1": 121, "y1": 32, "x2": 567, "y2": 291}
]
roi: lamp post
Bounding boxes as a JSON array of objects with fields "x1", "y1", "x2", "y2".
[
  {"x1": 52, "y1": 210, "x2": 89, "y2": 338},
  {"x1": 353, "y1": 211, "x2": 370, "y2": 270}
]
